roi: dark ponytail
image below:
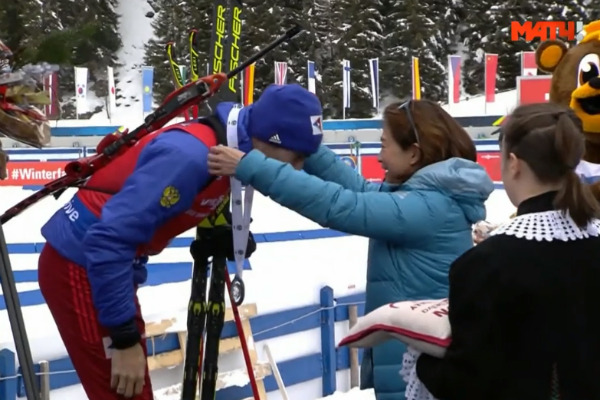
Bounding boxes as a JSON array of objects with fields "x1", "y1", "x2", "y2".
[
  {"x1": 502, "y1": 103, "x2": 600, "y2": 227},
  {"x1": 555, "y1": 171, "x2": 600, "y2": 226},
  {"x1": 552, "y1": 113, "x2": 600, "y2": 226}
]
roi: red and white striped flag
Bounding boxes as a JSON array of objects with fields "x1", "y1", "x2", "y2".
[
  {"x1": 274, "y1": 61, "x2": 287, "y2": 85},
  {"x1": 520, "y1": 51, "x2": 538, "y2": 76}
]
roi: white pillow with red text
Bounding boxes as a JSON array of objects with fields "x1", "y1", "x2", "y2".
[{"x1": 338, "y1": 299, "x2": 451, "y2": 358}]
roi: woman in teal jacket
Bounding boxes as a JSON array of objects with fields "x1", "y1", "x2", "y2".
[{"x1": 208, "y1": 99, "x2": 494, "y2": 399}]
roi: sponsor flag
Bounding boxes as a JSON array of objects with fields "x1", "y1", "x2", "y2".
[
  {"x1": 74, "y1": 67, "x2": 88, "y2": 114},
  {"x1": 369, "y1": 58, "x2": 379, "y2": 109},
  {"x1": 448, "y1": 55, "x2": 461, "y2": 104},
  {"x1": 484, "y1": 53, "x2": 498, "y2": 102}
]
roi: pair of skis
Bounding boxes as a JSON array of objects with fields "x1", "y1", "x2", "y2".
[
  {"x1": 181, "y1": 217, "x2": 259, "y2": 400},
  {"x1": 181, "y1": 228, "x2": 227, "y2": 400},
  {"x1": 174, "y1": 18, "x2": 261, "y2": 398},
  {"x1": 171, "y1": 11, "x2": 258, "y2": 399},
  {"x1": 0, "y1": 25, "x2": 302, "y2": 400}
]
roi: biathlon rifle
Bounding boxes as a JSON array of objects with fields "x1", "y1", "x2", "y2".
[{"x1": 0, "y1": 25, "x2": 303, "y2": 225}]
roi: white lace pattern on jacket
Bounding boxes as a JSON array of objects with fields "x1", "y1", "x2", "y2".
[{"x1": 490, "y1": 211, "x2": 600, "y2": 242}]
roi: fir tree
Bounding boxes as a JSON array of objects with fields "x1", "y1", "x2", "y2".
[
  {"x1": 429, "y1": 0, "x2": 463, "y2": 103},
  {"x1": 476, "y1": 2, "x2": 542, "y2": 93},
  {"x1": 457, "y1": 0, "x2": 496, "y2": 97},
  {"x1": 1, "y1": 0, "x2": 121, "y2": 117},
  {"x1": 459, "y1": 0, "x2": 588, "y2": 98},
  {"x1": 48, "y1": 0, "x2": 121, "y2": 67},
  {"x1": 311, "y1": 0, "x2": 345, "y2": 118},
  {"x1": 584, "y1": 0, "x2": 600, "y2": 21},
  {"x1": 9, "y1": 0, "x2": 600, "y2": 119},
  {"x1": 379, "y1": 0, "x2": 447, "y2": 103},
  {"x1": 336, "y1": 0, "x2": 384, "y2": 118},
  {"x1": 144, "y1": 0, "x2": 191, "y2": 102},
  {"x1": 276, "y1": 2, "x2": 315, "y2": 92},
  {"x1": 241, "y1": 1, "x2": 289, "y2": 95},
  {"x1": 0, "y1": 0, "x2": 47, "y2": 66},
  {"x1": 377, "y1": 0, "x2": 402, "y2": 101},
  {"x1": 182, "y1": 0, "x2": 213, "y2": 80}
]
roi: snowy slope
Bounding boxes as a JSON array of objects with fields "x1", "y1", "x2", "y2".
[
  {"x1": 87, "y1": 0, "x2": 155, "y2": 126},
  {"x1": 442, "y1": 89, "x2": 518, "y2": 117}
]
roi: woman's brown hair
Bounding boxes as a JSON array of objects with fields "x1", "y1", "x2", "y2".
[
  {"x1": 382, "y1": 99, "x2": 477, "y2": 167},
  {"x1": 500, "y1": 102, "x2": 600, "y2": 226}
]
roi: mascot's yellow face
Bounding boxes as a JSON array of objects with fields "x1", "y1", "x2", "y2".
[{"x1": 536, "y1": 21, "x2": 600, "y2": 139}]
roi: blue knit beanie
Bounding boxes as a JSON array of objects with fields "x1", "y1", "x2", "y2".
[{"x1": 246, "y1": 84, "x2": 323, "y2": 155}]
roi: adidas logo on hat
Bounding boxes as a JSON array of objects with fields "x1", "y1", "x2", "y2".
[{"x1": 268, "y1": 134, "x2": 282, "y2": 144}]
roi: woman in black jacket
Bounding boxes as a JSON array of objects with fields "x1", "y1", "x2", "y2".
[{"x1": 415, "y1": 102, "x2": 600, "y2": 400}]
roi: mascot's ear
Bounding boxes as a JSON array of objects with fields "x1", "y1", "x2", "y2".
[{"x1": 535, "y1": 40, "x2": 569, "y2": 73}]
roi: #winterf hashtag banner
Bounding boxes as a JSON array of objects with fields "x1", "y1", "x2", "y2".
[{"x1": 0, "y1": 161, "x2": 67, "y2": 186}]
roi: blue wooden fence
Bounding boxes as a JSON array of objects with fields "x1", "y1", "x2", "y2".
[
  {"x1": 0, "y1": 286, "x2": 366, "y2": 399},
  {"x1": 1, "y1": 228, "x2": 349, "y2": 311}
]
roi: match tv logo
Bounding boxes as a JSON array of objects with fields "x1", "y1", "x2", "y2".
[{"x1": 511, "y1": 20, "x2": 584, "y2": 42}]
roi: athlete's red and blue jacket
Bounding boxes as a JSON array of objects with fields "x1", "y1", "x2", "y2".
[{"x1": 40, "y1": 103, "x2": 251, "y2": 347}]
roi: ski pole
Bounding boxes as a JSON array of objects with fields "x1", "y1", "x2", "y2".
[{"x1": 225, "y1": 270, "x2": 261, "y2": 399}]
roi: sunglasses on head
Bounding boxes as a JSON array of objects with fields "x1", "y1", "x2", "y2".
[{"x1": 397, "y1": 100, "x2": 421, "y2": 144}]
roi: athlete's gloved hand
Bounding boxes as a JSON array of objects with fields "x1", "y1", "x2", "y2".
[{"x1": 110, "y1": 342, "x2": 146, "y2": 398}]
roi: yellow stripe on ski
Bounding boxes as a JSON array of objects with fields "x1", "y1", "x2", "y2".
[
  {"x1": 189, "y1": 30, "x2": 200, "y2": 82},
  {"x1": 166, "y1": 43, "x2": 184, "y2": 88}
]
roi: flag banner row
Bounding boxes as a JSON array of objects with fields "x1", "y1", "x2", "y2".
[{"x1": 68, "y1": 52, "x2": 542, "y2": 118}]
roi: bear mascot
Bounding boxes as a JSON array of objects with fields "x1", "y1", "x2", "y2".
[
  {"x1": 536, "y1": 20, "x2": 600, "y2": 198},
  {"x1": 472, "y1": 20, "x2": 600, "y2": 243}
]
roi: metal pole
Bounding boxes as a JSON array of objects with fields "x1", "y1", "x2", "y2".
[
  {"x1": 348, "y1": 305, "x2": 359, "y2": 387},
  {"x1": 0, "y1": 224, "x2": 39, "y2": 399}
]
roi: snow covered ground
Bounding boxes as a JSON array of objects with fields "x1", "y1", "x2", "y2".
[
  {"x1": 443, "y1": 89, "x2": 518, "y2": 117},
  {"x1": 1, "y1": 186, "x2": 515, "y2": 399}
]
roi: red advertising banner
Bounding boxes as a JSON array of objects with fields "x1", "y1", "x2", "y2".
[
  {"x1": 517, "y1": 75, "x2": 552, "y2": 105},
  {"x1": 340, "y1": 154, "x2": 501, "y2": 184},
  {"x1": 361, "y1": 155, "x2": 385, "y2": 182},
  {"x1": 477, "y1": 152, "x2": 501, "y2": 182},
  {"x1": 0, "y1": 161, "x2": 67, "y2": 186},
  {"x1": 1, "y1": 153, "x2": 501, "y2": 188},
  {"x1": 361, "y1": 154, "x2": 501, "y2": 184}
]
